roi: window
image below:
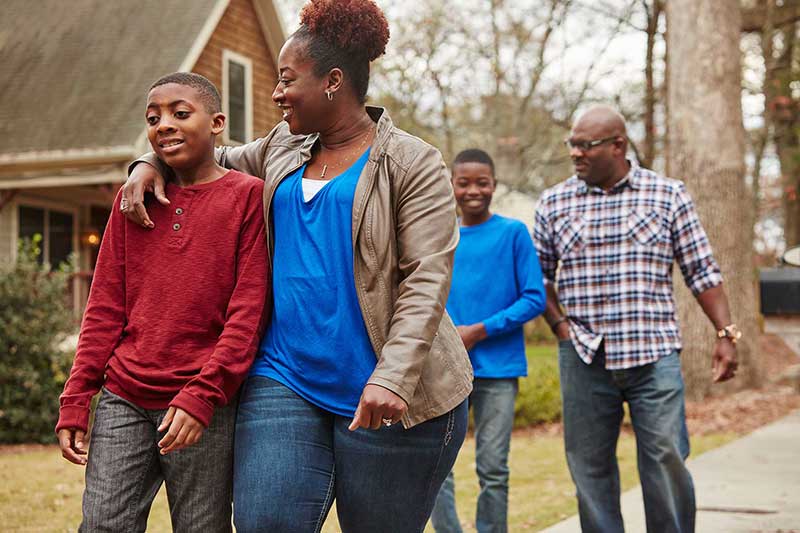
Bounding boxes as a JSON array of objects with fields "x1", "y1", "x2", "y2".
[
  {"x1": 88, "y1": 206, "x2": 111, "y2": 268},
  {"x1": 17, "y1": 205, "x2": 75, "y2": 266},
  {"x1": 222, "y1": 50, "x2": 253, "y2": 144}
]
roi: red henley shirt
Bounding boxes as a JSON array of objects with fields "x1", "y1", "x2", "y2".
[{"x1": 56, "y1": 170, "x2": 269, "y2": 432}]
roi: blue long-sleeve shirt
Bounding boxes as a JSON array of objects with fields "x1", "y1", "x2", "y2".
[{"x1": 446, "y1": 214, "x2": 546, "y2": 378}]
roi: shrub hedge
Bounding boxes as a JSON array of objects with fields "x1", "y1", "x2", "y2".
[
  {"x1": 514, "y1": 344, "x2": 562, "y2": 427},
  {"x1": 0, "y1": 237, "x2": 76, "y2": 443}
]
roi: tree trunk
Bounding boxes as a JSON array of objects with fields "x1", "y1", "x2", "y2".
[
  {"x1": 642, "y1": 0, "x2": 663, "y2": 170},
  {"x1": 777, "y1": 123, "x2": 800, "y2": 248},
  {"x1": 770, "y1": 24, "x2": 800, "y2": 248},
  {"x1": 752, "y1": 0, "x2": 776, "y2": 222},
  {"x1": 666, "y1": 0, "x2": 761, "y2": 399}
]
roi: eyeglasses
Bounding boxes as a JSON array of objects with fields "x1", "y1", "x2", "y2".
[{"x1": 563, "y1": 136, "x2": 619, "y2": 152}]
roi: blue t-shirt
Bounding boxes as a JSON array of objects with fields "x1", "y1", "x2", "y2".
[
  {"x1": 446, "y1": 214, "x2": 546, "y2": 378},
  {"x1": 250, "y1": 149, "x2": 375, "y2": 416}
]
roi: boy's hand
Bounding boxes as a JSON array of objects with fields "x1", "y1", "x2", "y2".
[
  {"x1": 157, "y1": 407, "x2": 204, "y2": 455},
  {"x1": 120, "y1": 163, "x2": 170, "y2": 229},
  {"x1": 457, "y1": 323, "x2": 488, "y2": 351},
  {"x1": 57, "y1": 428, "x2": 88, "y2": 465}
]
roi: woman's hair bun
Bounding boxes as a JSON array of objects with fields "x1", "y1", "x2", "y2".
[{"x1": 299, "y1": 0, "x2": 390, "y2": 62}]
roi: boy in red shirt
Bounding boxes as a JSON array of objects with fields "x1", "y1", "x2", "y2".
[{"x1": 56, "y1": 72, "x2": 268, "y2": 532}]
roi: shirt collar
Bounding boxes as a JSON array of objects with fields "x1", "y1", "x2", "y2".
[{"x1": 575, "y1": 159, "x2": 640, "y2": 195}]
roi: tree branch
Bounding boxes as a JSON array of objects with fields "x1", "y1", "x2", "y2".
[{"x1": 742, "y1": 0, "x2": 800, "y2": 32}]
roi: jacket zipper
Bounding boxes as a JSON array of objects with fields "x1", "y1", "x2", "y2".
[{"x1": 351, "y1": 152, "x2": 387, "y2": 362}]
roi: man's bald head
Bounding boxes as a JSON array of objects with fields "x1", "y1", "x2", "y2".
[
  {"x1": 568, "y1": 105, "x2": 631, "y2": 189},
  {"x1": 573, "y1": 106, "x2": 627, "y2": 139}
]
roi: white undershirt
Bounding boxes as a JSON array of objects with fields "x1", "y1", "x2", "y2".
[{"x1": 301, "y1": 178, "x2": 331, "y2": 202}]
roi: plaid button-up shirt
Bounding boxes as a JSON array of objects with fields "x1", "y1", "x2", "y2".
[{"x1": 532, "y1": 163, "x2": 723, "y2": 369}]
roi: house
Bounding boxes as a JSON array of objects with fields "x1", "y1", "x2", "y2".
[{"x1": 0, "y1": 0, "x2": 285, "y2": 313}]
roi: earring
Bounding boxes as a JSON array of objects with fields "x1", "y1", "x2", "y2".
[{"x1": 326, "y1": 90, "x2": 333, "y2": 101}]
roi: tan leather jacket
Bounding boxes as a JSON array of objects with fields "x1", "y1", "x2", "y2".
[{"x1": 139, "y1": 106, "x2": 472, "y2": 427}]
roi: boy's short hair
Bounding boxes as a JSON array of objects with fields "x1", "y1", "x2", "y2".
[
  {"x1": 149, "y1": 72, "x2": 221, "y2": 114},
  {"x1": 453, "y1": 148, "x2": 495, "y2": 177}
]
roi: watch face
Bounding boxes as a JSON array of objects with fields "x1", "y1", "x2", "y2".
[
  {"x1": 719, "y1": 326, "x2": 741, "y2": 341},
  {"x1": 725, "y1": 326, "x2": 742, "y2": 341}
]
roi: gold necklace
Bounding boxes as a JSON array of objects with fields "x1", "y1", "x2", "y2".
[{"x1": 319, "y1": 124, "x2": 375, "y2": 179}]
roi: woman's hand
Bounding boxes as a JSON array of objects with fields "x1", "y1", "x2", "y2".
[
  {"x1": 120, "y1": 163, "x2": 170, "y2": 228},
  {"x1": 348, "y1": 384, "x2": 408, "y2": 431}
]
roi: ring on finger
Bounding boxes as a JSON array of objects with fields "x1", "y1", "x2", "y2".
[{"x1": 381, "y1": 418, "x2": 393, "y2": 427}]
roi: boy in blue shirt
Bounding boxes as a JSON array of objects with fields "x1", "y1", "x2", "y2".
[{"x1": 431, "y1": 149, "x2": 546, "y2": 533}]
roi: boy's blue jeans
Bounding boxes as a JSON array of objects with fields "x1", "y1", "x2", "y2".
[
  {"x1": 80, "y1": 388, "x2": 236, "y2": 533},
  {"x1": 430, "y1": 378, "x2": 518, "y2": 533},
  {"x1": 232, "y1": 376, "x2": 468, "y2": 533},
  {"x1": 559, "y1": 340, "x2": 695, "y2": 533}
]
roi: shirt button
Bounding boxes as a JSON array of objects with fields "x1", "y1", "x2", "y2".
[
  {"x1": 172, "y1": 223, "x2": 181, "y2": 231},
  {"x1": 175, "y1": 208, "x2": 184, "y2": 215}
]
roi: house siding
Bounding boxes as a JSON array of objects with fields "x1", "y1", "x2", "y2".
[
  {"x1": 0, "y1": 204, "x2": 14, "y2": 263},
  {"x1": 193, "y1": 0, "x2": 283, "y2": 140}
]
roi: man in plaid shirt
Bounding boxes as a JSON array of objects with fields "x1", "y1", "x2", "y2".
[{"x1": 533, "y1": 106, "x2": 739, "y2": 533}]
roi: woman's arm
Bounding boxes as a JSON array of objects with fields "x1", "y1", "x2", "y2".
[{"x1": 121, "y1": 129, "x2": 278, "y2": 227}]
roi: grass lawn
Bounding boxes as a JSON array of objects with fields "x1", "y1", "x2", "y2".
[
  {"x1": 1, "y1": 345, "x2": 736, "y2": 532},
  {"x1": 0, "y1": 432, "x2": 734, "y2": 532}
]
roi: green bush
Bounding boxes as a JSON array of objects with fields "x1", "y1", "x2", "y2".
[
  {"x1": 0, "y1": 236, "x2": 76, "y2": 443},
  {"x1": 514, "y1": 344, "x2": 562, "y2": 427}
]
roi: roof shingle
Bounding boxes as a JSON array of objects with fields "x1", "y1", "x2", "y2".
[{"x1": 0, "y1": 0, "x2": 220, "y2": 155}]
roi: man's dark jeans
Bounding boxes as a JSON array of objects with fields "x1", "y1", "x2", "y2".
[{"x1": 559, "y1": 340, "x2": 695, "y2": 533}]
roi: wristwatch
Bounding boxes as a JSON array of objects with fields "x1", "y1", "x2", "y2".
[
  {"x1": 549, "y1": 316, "x2": 569, "y2": 333},
  {"x1": 716, "y1": 324, "x2": 742, "y2": 344}
]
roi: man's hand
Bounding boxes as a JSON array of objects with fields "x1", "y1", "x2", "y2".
[
  {"x1": 120, "y1": 163, "x2": 170, "y2": 228},
  {"x1": 157, "y1": 407, "x2": 205, "y2": 455},
  {"x1": 712, "y1": 338, "x2": 738, "y2": 382},
  {"x1": 554, "y1": 321, "x2": 571, "y2": 341},
  {"x1": 348, "y1": 384, "x2": 408, "y2": 431},
  {"x1": 457, "y1": 323, "x2": 488, "y2": 351},
  {"x1": 57, "y1": 428, "x2": 88, "y2": 465}
]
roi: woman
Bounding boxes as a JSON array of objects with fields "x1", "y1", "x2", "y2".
[{"x1": 121, "y1": 1, "x2": 472, "y2": 531}]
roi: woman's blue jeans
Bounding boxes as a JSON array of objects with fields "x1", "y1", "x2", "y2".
[
  {"x1": 559, "y1": 340, "x2": 695, "y2": 533},
  {"x1": 233, "y1": 376, "x2": 468, "y2": 533}
]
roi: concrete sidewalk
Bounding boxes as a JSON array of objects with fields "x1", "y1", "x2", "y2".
[{"x1": 541, "y1": 409, "x2": 800, "y2": 532}]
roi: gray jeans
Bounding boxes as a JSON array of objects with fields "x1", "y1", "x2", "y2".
[
  {"x1": 430, "y1": 378, "x2": 519, "y2": 533},
  {"x1": 80, "y1": 388, "x2": 236, "y2": 533}
]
